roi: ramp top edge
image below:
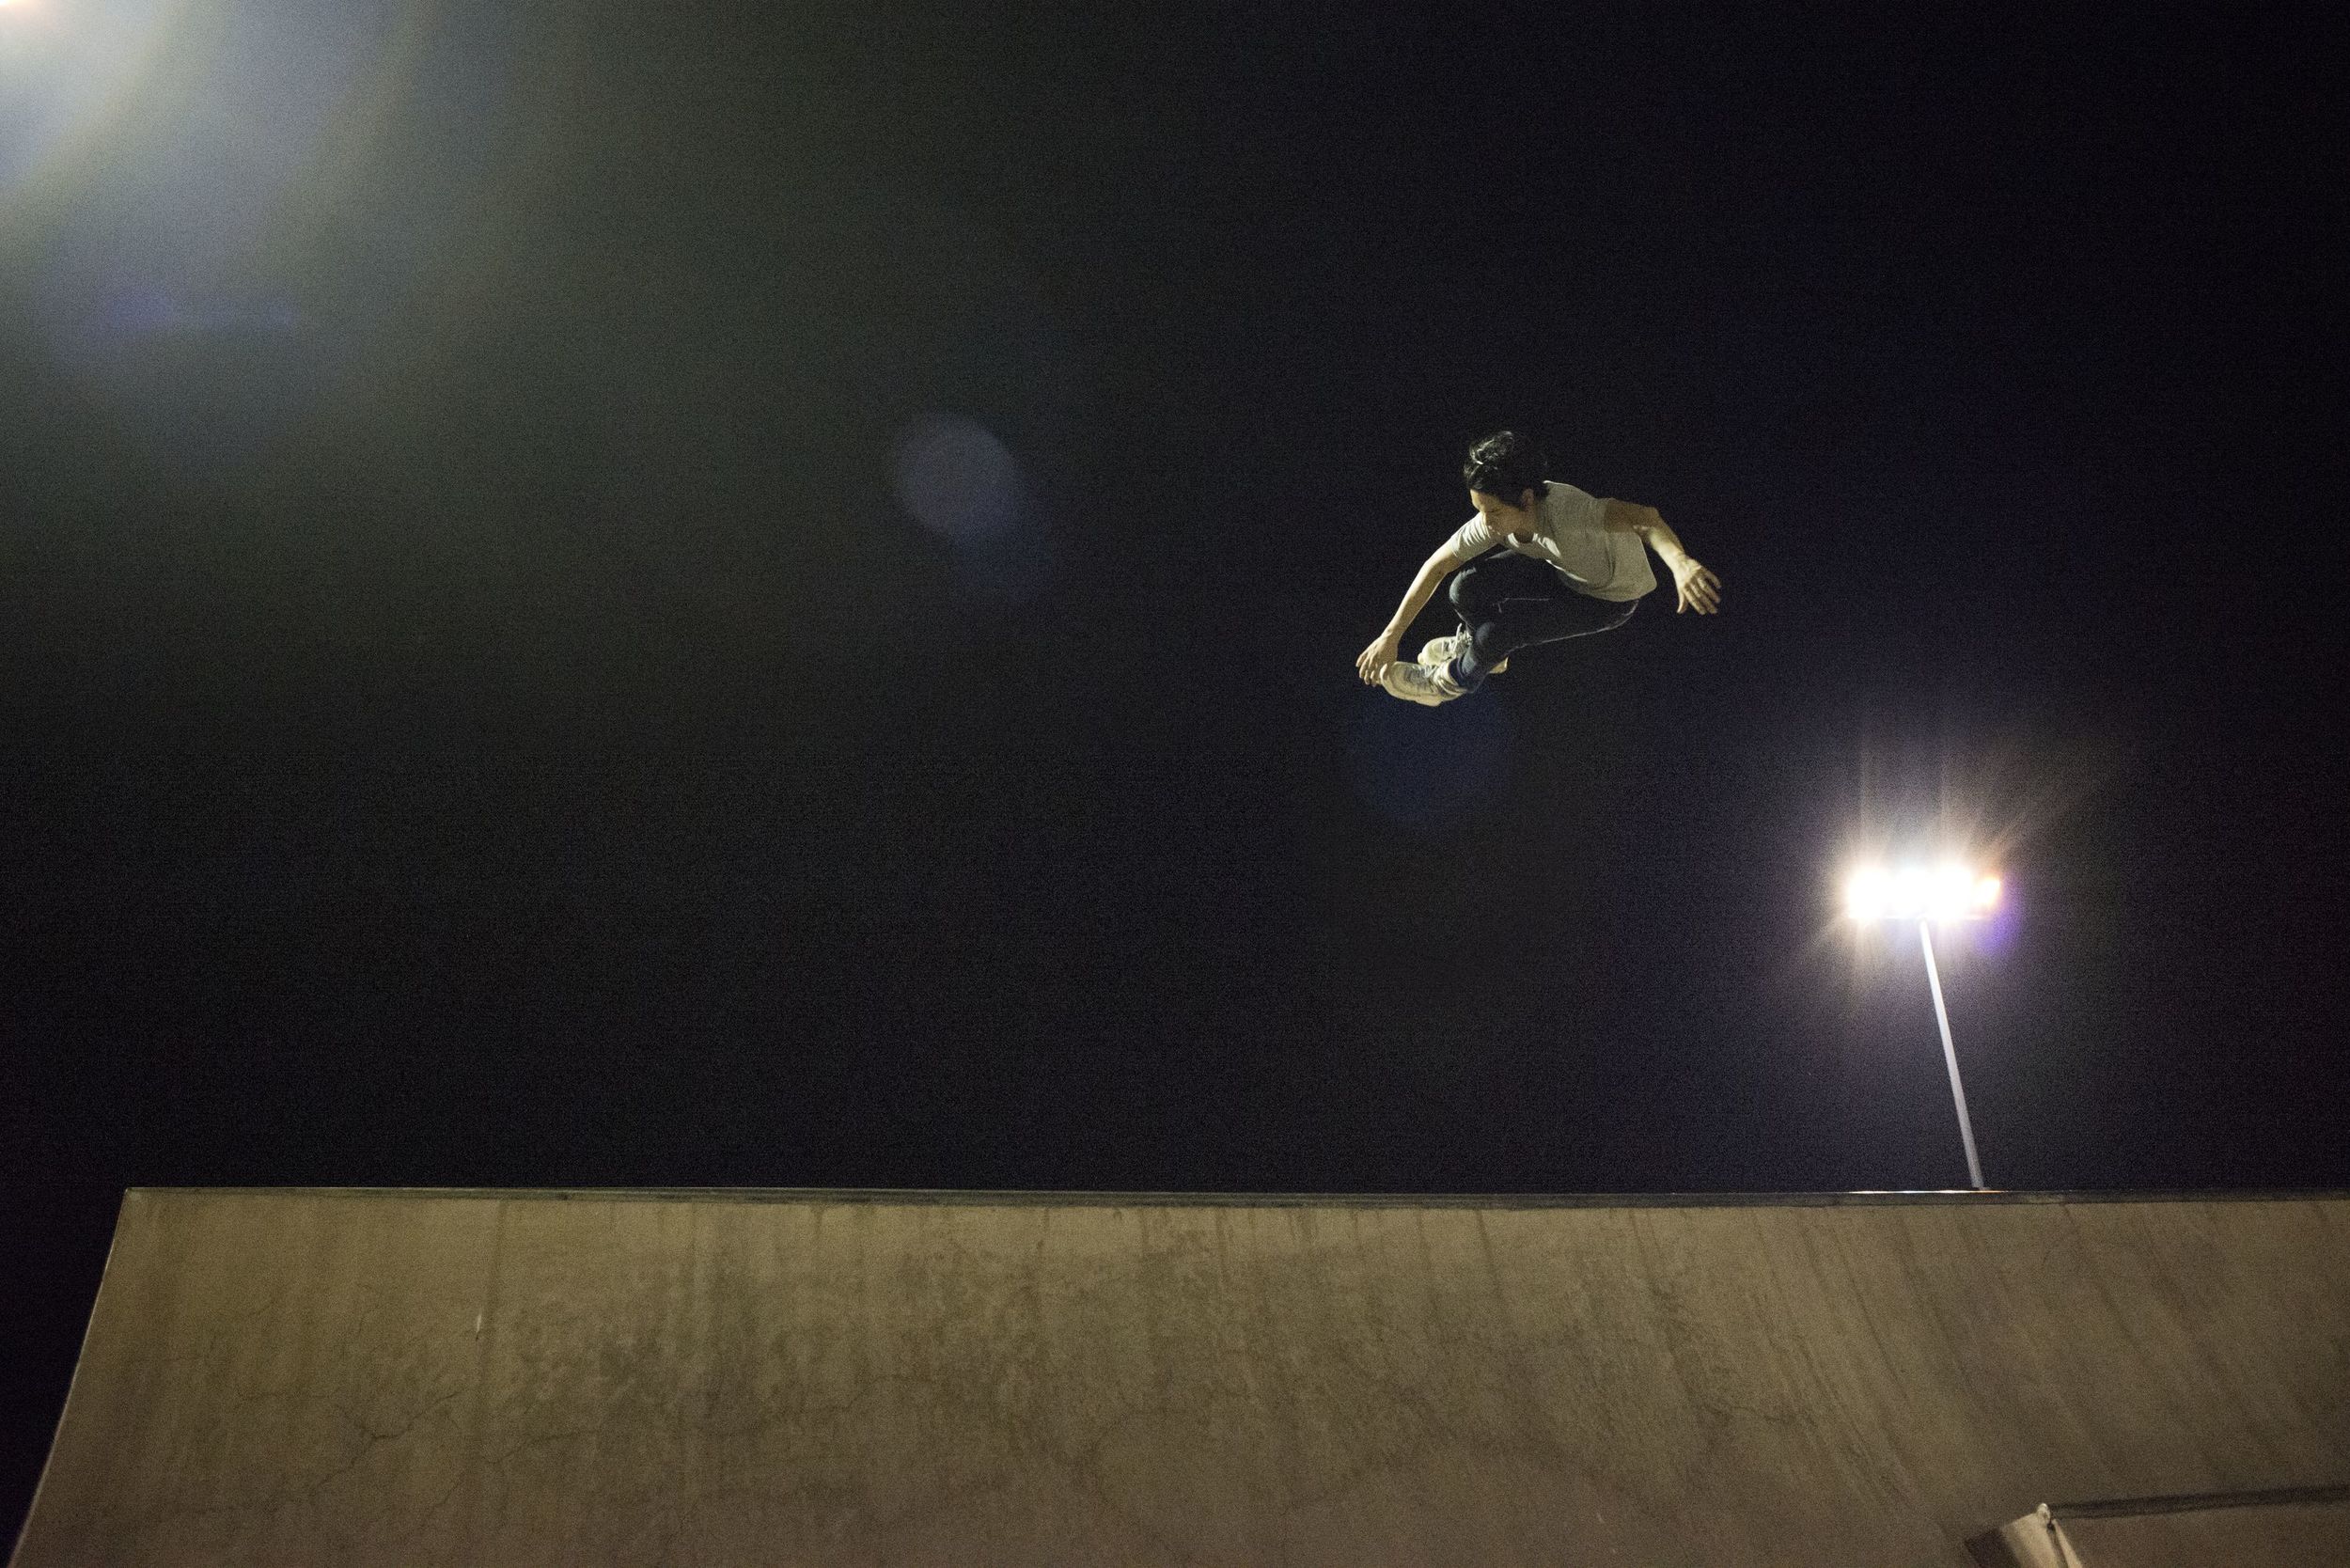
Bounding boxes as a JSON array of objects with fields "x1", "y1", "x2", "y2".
[
  {"x1": 114, "y1": 1185, "x2": 2350, "y2": 1212},
  {"x1": 2045, "y1": 1482, "x2": 2350, "y2": 1520}
]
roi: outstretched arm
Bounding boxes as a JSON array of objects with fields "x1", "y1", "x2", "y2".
[
  {"x1": 1606, "y1": 500, "x2": 1721, "y2": 615},
  {"x1": 1356, "y1": 539, "x2": 1469, "y2": 683}
]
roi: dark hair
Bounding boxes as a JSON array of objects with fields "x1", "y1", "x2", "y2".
[{"x1": 1462, "y1": 431, "x2": 1549, "y2": 504}]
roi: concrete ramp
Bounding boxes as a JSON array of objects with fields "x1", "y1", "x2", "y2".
[{"x1": 11, "y1": 1188, "x2": 2350, "y2": 1566}]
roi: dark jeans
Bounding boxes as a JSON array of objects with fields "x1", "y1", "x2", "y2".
[{"x1": 1447, "y1": 551, "x2": 1637, "y2": 682}]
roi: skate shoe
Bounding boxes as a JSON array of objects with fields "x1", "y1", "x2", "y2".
[
  {"x1": 1380, "y1": 655, "x2": 1466, "y2": 706},
  {"x1": 1418, "y1": 630, "x2": 1505, "y2": 677}
]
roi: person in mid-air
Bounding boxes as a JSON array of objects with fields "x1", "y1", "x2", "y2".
[{"x1": 1355, "y1": 430, "x2": 1722, "y2": 704}]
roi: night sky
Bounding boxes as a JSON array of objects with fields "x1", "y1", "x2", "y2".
[{"x1": 5, "y1": 0, "x2": 2346, "y2": 1536}]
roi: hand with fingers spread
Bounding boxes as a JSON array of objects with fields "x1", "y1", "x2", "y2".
[{"x1": 1671, "y1": 557, "x2": 1722, "y2": 615}]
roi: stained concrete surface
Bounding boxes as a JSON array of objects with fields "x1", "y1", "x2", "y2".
[{"x1": 11, "y1": 1188, "x2": 2350, "y2": 1566}]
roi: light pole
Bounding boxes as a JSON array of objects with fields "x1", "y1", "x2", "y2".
[{"x1": 1847, "y1": 864, "x2": 2002, "y2": 1190}]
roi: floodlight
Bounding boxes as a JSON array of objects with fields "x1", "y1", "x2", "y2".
[
  {"x1": 1843, "y1": 855, "x2": 2000, "y2": 1190},
  {"x1": 1893, "y1": 866, "x2": 1931, "y2": 917},
  {"x1": 1848, "y1": 861, "x2": 2000, "y2": 925}
]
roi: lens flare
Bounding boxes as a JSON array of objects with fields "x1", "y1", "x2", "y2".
[{"x1": 1846, "y1": 869, "x2": 1888, "y2": 920}]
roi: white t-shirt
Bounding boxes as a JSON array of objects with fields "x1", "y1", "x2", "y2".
[{"x1": 1438, "y1": 481, "x2": 1658, "y2": 603}]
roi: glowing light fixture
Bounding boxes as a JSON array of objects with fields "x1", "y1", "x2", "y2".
[
  {"x1": 1846, "y1": 855, "x2": 2003, "y2": 1190},
  {"x1": 1849, "y1": 862, "x2": 2001, "y2": 923}
]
